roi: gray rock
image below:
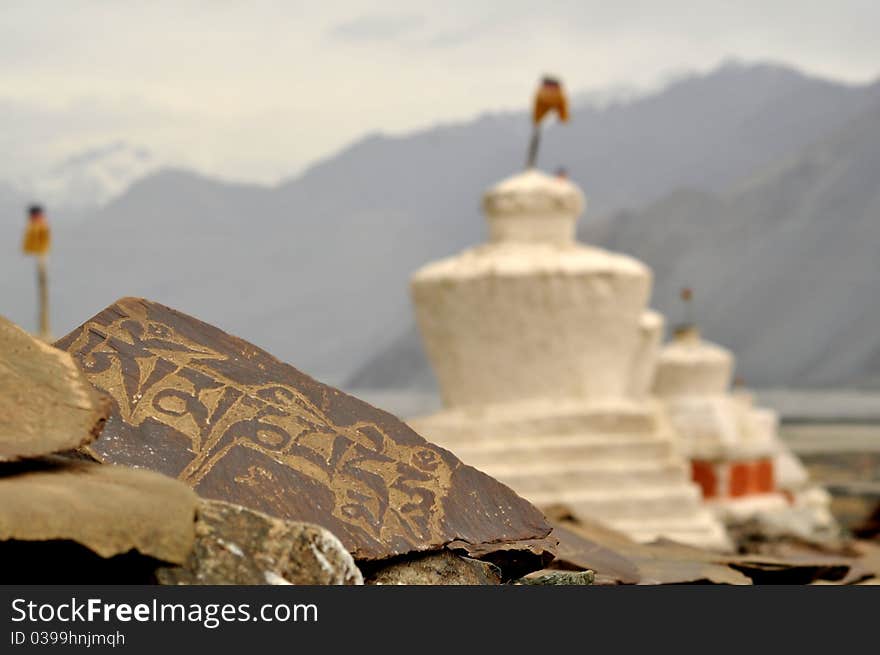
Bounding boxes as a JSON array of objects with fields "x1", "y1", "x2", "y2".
[
  {"x1": 514, "y1": 570, "x2": 595, "y2": 585},
  {"x1": 156, "y1": 500, "x2": 362, "y2": 585},
  {"x1": 365, "y1": 550, "x2": 501, "y2": 585}
]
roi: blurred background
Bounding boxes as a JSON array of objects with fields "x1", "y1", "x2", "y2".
[{"x1": 3, "y1": 2, "x2": 880, "y2": 524}]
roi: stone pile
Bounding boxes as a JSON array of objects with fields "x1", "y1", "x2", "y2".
[
  {"x1": 3, "y1": 298, "x2": 866, "y2": 585},
  {"x1": 0, "y1": 312, "x2": 420, "y2": 584},
  {"x1": 0, "y1": 315, "x2": 197, "y2": 582},
  {"x1": 51, "y1": 297, "x2": 556, "y2": 582},
  {"x1": 543, "y1": 506, "x2": 877, "y2": 585},
  {"x1": 156, "y1": 500, "x2": 363, "y2": 585}
]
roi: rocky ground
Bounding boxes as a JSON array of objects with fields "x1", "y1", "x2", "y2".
[
  {"x1": 781, "y1": 422, "x2": 880, "y2": 534},
  {"x1": 3, "y1": 300, "x2": 880, "y2": 585}
]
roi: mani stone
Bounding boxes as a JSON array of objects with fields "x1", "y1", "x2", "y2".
[
  {"x1": 157, "y1": 500, "x2": 362, "y2": 585},
  {"x1": 0, "y1": 315, "x2": 109, "y2": 461},
  {"x1": 407, "y1": 169, "x2": 729, "y2": 550},
  {"x1": 56, "y1": 297, "x2": 553, "y2": 570},
  {"x1": 653, "y1": 326, "x2": 836, "y2": 537},
  {"x1": 0, "y1": 456, "x2": 197, "y2": 565}
]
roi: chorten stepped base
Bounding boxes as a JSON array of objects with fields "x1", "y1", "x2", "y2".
[{"x1": 408, "y1": 398, "x2": 731, "y2": 550}]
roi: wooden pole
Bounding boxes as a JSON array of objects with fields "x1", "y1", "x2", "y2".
[
  {"x1": 37, "y1": 254, "x2": 50, "y2": 340},
  {"x1": 526, "y1": 124, "x2": 541, "y2": 169}
]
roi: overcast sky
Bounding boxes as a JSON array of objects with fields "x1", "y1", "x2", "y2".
[{"x1": 2, "y1": 1, "x2": 878, "y2": 183}]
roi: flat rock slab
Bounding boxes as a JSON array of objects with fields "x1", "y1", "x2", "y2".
[
  {"x1": 550, "y1": 507, "x2": 867, "y2": 585},
  {"x1": 0, "y1": 316, "x2": 109, "y2": 461},
  {"x1": 545, "y1": 508, "x2": 751, "y2": 585},
  {"x1": 157, "y1": 500, "x2": 362, "y2": 585},
  {"x1": 551, "y1": 524, "x2": 641, "y2": 585},
  {"x1": 56, "y1": 298, "x2": 553, "y2": 566},
  {"x1": 0, "y1": 456, "x2": 196, "y2": 564}
]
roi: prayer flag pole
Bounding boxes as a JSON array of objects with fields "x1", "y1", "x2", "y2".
[
  {"x1": 526, "y1": 76, "x2": 569, "y2": 169},
  {"x1": 21, "y1": 205, "x2": 52, "y2": 340}
]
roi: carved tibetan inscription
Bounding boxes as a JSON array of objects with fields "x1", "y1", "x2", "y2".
[{"x1": 56, "y1": 298, "x2": 552, "y2": 563}]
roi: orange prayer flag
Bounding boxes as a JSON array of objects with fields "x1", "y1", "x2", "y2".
[
  {"x1": 22, "y1": 206, "x2": 51, "y2": 256},
  {"x1": 533, "y1": 76, "x2": 569, "y2": 125}
]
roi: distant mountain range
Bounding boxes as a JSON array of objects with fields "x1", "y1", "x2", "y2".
[
  {"x1": 585, "y1": 101, "x2": 880, "y2": 388},
  {"x1": 2, "y1": 60, "x2": 879, "y2": 390},
  {"x1": 11, "y1": 142, "x2": 162, "y2": 212}
]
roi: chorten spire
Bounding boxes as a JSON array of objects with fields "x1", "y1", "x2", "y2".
[
  {"x1": 526, "y1": 76, "x2": 569, "y2": 169},
  {"x1": 673, "y1": 286, "x2": 699, "y2": 341}
]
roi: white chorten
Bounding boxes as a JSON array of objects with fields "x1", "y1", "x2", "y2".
[
  {"x1": 407, "y1": 170, "x2": 729, "y2": 549},
  {"x1": 653, "y1": 326, "x2": 835, "y2": 536}
]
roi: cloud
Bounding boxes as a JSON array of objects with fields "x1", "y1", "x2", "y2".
[
  {"x1": 425, "y1": 16, "x2": 495, "y2": 49},
  {"x1": 0, "y1": 1, "x2": 878, "y2": 189},
  {"x1": 327, "y1": 13, "x2": 423, "y2": 43}
]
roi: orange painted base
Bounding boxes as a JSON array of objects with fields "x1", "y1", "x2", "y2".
[{"x1": 691, "y1": 458, "x2": 775, "y2": 499}]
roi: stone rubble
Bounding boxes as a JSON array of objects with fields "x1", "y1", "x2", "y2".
[
  {"x1": 53, "y1": 298, "x2": 555, "y2": 577},
  {"x1": 157, "y1": 500, "x2": 363, "y2": 585},
  {"x1": 1, "y1": 300, "x2": 876, "y2": 585}
]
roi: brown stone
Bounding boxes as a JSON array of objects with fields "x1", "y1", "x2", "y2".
[
  {"x1": 721, "y1": 539, "x2": 863, "y2": 585},
  {"x1": 0, "y1": 316, "x2": 109, "y2": 461},
  {"x1": 548, "y1": 505, "x2": 871, "y2": 585},
  {"x1": 56, "y1": 298, "x2": 553, "y2": 570},
  {"x1": 551, "y1": 524, "x2": 641, "y2": 585},
  {"x1": 0, "y1": 456, "x2": 196, "y2": 564},
  {"x1": 157, "y1": 500, "x2": 362, "y2": 585},
  {"x1": 545, "y1": 506, "x2": 751, "y2": 585},
  {"x1": 364, "y1": 550, "x2": 501, "y2": 585}
]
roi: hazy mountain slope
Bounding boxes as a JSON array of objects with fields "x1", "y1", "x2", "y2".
[
  {"x1": 346, "y1": 324, "x2": 436, "y2": 390},
  {"x1": 582, "y1": 102, "x2": 880, "y2": 388},
  {"x1": 349, "y1": 96, "x2": 880, "y2": 392},
  {"x1": 0, "y1": 182, "x2": 42, "y2": 331},
  {"x1": 543, "y1": 60, "x2": 880, "y2": 216},
  {"x1": 287, "y1": 62, "x2": 880, "y2": 385},
  {"x1": 16, "y1": 142, "x2": 162, "y2": 211},
  {"x1": 0, "y1": 170, "x2": 270, "y2": 352},
  {"x1": 4, "y1": 61, "x2": 879, "y2": 388}
]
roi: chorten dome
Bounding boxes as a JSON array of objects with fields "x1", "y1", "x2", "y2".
[
  {"x1": 654, "y1": 328, "x2": 776, "y2": 463},
  {"x1": 483, "y1": 169, "x2": 585, "y2": 244},
  {"x1": 653, "y1": 326, "x2": 734, "y2": 397},
  {"x1": 412, "y1": 169, "x2": 654, "y2": 409}
]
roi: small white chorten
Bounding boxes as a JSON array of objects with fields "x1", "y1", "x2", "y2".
[
  {"x1": 407, "y1": 170, "x2": 729, "y2": 549},
  {"x1": 653, "y1": 326, "x2": 835, "y2": 536}
]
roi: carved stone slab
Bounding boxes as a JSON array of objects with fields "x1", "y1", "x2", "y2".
[
  {"x1": 0, "y1": 316, "x2": 109, "y2": 461},
  {"x1": 56, "y1": 298, "x2": 553, "y2": 564}
]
